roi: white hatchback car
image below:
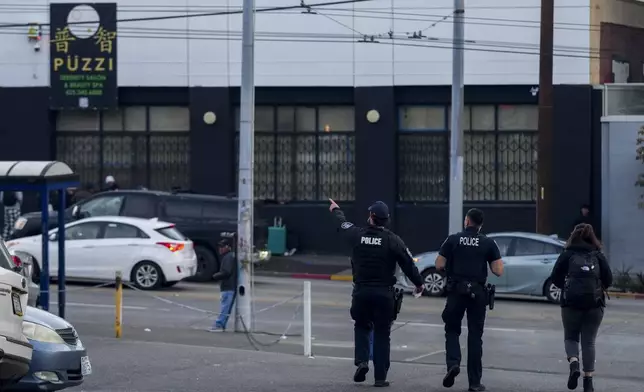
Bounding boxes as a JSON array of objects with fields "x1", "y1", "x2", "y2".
[
  {"x1": 0, "y1": 240, "x2": 32, "y2": 386},
  {"x1": 5, "y1": 217, "x2": 197, "y2": 290}
]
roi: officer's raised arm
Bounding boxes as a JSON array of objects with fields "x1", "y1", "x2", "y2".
[
  {"x1": 391, "y1": 235, "x2": 424, "y2": 289},
  {"x1": 486, "y1": 238, "x2": 504, "y2": 277},
  {"x1": 329, "y1": 198, "x2": 361, "y2": 241},
  {"x1": 435, "y1": 235, "x2": 454, "y2": 272}
]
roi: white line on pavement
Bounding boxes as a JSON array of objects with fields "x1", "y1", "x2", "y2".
[
  {"x1": 395, "y1": 321, "x2": 536, "y2": 333},
  {"x1": 404, "y1": 350, "x2": 446, "y2": 362},
  {"x1": 50, "y1": 301, "x2": 171, "y2": 311}
]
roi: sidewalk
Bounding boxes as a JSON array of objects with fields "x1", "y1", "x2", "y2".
[{"x1": 255, "y1": 254, "x2": 353, "y2": 281}]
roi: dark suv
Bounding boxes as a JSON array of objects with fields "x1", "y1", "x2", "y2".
[{"x1": 10, "y1": 190, "x2": 268, "y2": 281}]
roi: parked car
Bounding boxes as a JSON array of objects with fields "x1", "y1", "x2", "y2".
[
  {"x1": 8, "y1": 250, "x2": 39, "y2": 307},
  {"x1": 6, "y1": 216, "x2": 198, "y2": 290},
  {"x1": 0, "y1": 240, "x2": 32, "y2": 388},
  {"x1": 11, "y1": 190, "x2": 269, "y2": 281},
  {"x1": 397, "y1": 232, "x2": 566, "y2": 303},
  {"x1": 7, "y1": 306, "x2": 90, "y2": 391}
]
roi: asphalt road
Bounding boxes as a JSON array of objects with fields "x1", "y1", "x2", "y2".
[{"x1": 42, "y1": 276, "x2": 644, "y2": 391}]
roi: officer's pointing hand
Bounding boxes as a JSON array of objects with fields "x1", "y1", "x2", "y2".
[{"x1": 329, "y1": 198, "x2": 339, "y2": 212}]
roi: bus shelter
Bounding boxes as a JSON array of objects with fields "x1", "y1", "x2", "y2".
[{"x1": 0, "y1": 161, "x2": 79, "y2": 318}]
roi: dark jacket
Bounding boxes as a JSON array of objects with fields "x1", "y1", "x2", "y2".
[
  {"x1": 212, "y1": 251, "x2": 237, "y2": 292},
  {"x1": 549, "y1": 241, "x2": 613, "y2": 307}
]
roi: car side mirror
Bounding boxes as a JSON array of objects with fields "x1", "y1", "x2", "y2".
[
  {"x1": 49, "y1": 233, "x2": 58, "y2": 242},
  {"x1": 71, "y1": 205, "x2": 80, "y2": 219}
]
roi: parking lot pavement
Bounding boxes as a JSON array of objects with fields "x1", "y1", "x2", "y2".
[
  {"x1": 49, "y1": 276, "x2": 644, "y2": 389},
  {"x1": 67, "y1": 337, "x2": 644, "y2": 392}
]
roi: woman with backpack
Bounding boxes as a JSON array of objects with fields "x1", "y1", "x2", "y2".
[{"x1": 549, "y1": 223, "x2": 613, "y2": 392}]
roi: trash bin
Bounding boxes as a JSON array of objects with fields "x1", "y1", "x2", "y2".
[{"x1": 267, "y1": 216, "x2": 287, "y2": 256}]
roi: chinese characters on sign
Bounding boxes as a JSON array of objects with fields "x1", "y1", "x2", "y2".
[{"x1": 49, "y1": 3, "x2": 117, "y2": 109}]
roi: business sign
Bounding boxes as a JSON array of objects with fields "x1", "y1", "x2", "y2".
[{"x1": 49, "y1": 3, "x2": 117, "y2": 109}]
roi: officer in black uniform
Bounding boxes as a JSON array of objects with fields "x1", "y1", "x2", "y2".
[
  {"x1": 329, "y1": 198, "x2": 424, "y2": 387},
  {"x1": 435, "y1": 208, "x2": 504, "y2": 392}
]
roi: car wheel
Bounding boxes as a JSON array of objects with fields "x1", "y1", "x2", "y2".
[
  {"x1": 187, "y1": 245, "x2": 219, "y2": 282},
  {"x1": 545, "y1": 279, "x2": 561, "y2": 303},
  {"x1": 421, "y1": 268, "x2": 446, "y2": 297},
  {"x1": 131, "y1": 261, "x2": 164, "y2": 290}
]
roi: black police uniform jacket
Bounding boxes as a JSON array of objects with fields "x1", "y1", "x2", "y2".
[
  {"x1": 331, "y1": 208, "x2": 423, "y2": 288},
  {"x1": 439, "y1": 226, "x2": 501, "y2": 285}
]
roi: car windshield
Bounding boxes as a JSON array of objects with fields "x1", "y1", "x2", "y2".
[{"x1": 0, "y1": 241, "x2": 16, "y2": 271}]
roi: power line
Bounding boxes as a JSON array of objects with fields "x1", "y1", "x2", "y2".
[
  {"x1": 0, "y1": 27, "x2": 610, "y2": 61},
  {"x1": 0, "y1": 0, "x2": 375, "y2": 29},
  {"x1": 0, "y1": 3, "x2": 609, "y2": 31}
]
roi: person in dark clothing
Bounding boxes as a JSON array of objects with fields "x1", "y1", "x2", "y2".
[
  {"x1": 104, "y1": 175, "x2": 119, "y2": 191},
  {"x1": 549, "y1": 223, "x2": 612, "y2": 392},
  {"x1": 210, "y1": 238, "x2": 238, "y2": 332},
  {"x1": 329, "y1": 198, "x2": 424, "y2": 387},
  {"x1": 435, "y1": 208, "x2": 504, "y2": 392},
  {"x1": 573, "y1": 204, "x2": 595, "y2": 230}
]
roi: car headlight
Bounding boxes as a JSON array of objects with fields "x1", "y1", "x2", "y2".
[
  {"x1": 22, "y1": 322, "x2": 65, "y2": 344},
  {"x1": 14, "y1": 218, "x2": 27, "y2": 231},
  {"x1": 413, "y1": 258, "x2": 419, "y2": 263}
]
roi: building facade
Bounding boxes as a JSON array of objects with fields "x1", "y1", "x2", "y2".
[{"x1": 0, "y1": 0, "x2": 641, "y2": 253}]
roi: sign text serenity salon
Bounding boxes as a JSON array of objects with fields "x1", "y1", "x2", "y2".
[{"x1": 49, "y1": 3, "x2": 117, "y2": 109}]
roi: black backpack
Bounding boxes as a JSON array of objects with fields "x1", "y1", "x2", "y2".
[
  {"x1": 2, "y1": 192, "x2": 17, "y2": 206},
  {"x1": 562, "y1": 251, "x2": 603, "y2": 309}
]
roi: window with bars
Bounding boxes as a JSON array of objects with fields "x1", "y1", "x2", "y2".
[
  {"x1": 234, "y1": 105, "x2": 356, "y2": 201},
  {"x1": 397, "y1": 104, "x2": 538, "y2": 202},
  {"x1": 55, "y1": 106, "x2": 190, "y2": 191}
]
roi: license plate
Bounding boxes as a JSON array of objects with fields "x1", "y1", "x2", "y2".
[
  {"x1": 11, "y1": 293, "x2": 22, "y2": 316},
  {"x1": 81, "y1": 356, "x2": 92, "y2": 376}
]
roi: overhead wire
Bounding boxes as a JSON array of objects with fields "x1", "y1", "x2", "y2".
[{"x1": 0, "y1": 0, "x2": 619, "y2": 61}]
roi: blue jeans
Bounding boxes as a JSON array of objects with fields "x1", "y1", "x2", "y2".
[{"x1": 214, "y1": 291, "x2": 235, "y2": 329}]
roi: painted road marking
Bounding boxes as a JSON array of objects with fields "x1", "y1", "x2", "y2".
[
  {"x1": 404, "y1": 349, "x2": 446, "y2": 362},
  {"x1": 50, "y1": 301, "x2": 171, "y2": 311}
]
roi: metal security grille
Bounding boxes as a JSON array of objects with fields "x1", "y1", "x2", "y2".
[
  {"x1": 398, "y1": 104, "x2": 538, "y2": 202},
  {"x1": 234, "y1": 106, "x2": 355, "y2": 202},
  {"x1": 55, "y1": 106, "x2": 190, "y2": 190}
]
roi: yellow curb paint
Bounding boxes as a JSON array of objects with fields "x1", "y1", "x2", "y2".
[{"x1": 330, "y1": 275, "x2": 353, "y2": 282}]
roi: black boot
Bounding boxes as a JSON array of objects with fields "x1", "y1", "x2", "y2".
[
  {"x1": 567, "y1": 361, "x2": 580, "y2": 390},
  {"x1": 583, "y1": 376, "x2": 594, "y2": 392},
  {"x1": 442, "y1": 365, "x2": 460, "y2": 388},
  {"x1": 353, "y1": 362, "x2": 369, "y2": 383}
]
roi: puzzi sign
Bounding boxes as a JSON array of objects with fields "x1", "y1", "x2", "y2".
[{"x1": 49, "y1": 3, "x2": 117, "y2": 109}]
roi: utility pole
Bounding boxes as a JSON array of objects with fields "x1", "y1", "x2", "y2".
[
  {"x1": 448, "y1": 0, "x2": 465, "y2": 235},
  {"x1": 536, "y1": 0, "x2": 554, "y2": 234},
  {"x1": 235, "y1": 0, "x2": 255, "y2": 333}
]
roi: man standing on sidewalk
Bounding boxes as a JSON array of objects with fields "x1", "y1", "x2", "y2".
[{"x1": 210, "y1": 238, "x2": 238, "y2": 332}]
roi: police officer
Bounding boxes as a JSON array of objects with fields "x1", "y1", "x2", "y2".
[
  {"x1": 435, "y1": 208, "x2": 504, "y2": 392},
  {"x1": 329, "y1": 198, "x2": 424, "y2": 387}
]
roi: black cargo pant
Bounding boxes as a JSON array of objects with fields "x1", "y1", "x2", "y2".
[
  {"x1": 350, "y1": 285, "x2": 395, "y2": 381},
  {"x1": 442, "y1": 287, "x2": 487, "y2": 386}
]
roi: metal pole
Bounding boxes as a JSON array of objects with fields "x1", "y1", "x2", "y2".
[
  {"x1": 536, "y1": 0, "x2": 554, "y2": 234},
  {"x1": 448, "y1": 0, "x2": 465, "y2": 235},
  {"x1": 234, "y1": 0, "x2": 255, "y2": 333},
  {"x1": 39, "y1": 190, "x2": 49, "y2": 311},
  {"x1": 57, "y1": 190, "x2": 66, "y2": 318},
  {"x1": 303, "y1": 281, "x2": 312, "y2": 357}
]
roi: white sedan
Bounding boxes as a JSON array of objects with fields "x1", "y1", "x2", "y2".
[{"x1": 5, "y1": 217, "x2": 198, "y2": 290}]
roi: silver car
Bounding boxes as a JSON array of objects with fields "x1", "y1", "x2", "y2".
[{"x1": 397, "y1": 232, "x2": 566, "y2": 303}]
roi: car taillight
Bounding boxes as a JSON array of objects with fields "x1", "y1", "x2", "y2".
[
  {"x1": 156, "y1": 242, "x2": 184, "y2": 252},
  {"x1": 12, "y1": 255, "x2": 22, "y2": 268}
]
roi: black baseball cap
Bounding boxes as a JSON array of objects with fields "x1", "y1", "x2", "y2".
[
  {"x1": 368, "y1": 201, "x2": 390, "y2": 219},
  {"x1": 218, "y1": 238, "x2": 233, "y2": 247}
]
